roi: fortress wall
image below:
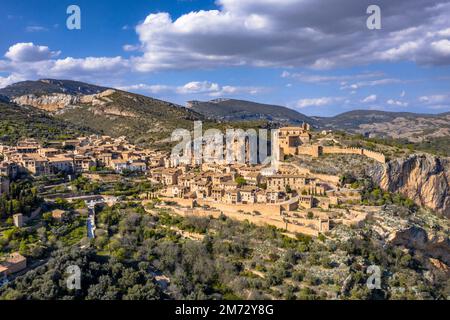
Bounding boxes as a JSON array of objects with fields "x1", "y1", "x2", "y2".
[
  {"x1": 322, "y1": 146, "x2": 363, "y2": 155},
  {"x1": 160, "y1": 197, "x2": 194, "y2": 208},
  {"x1": 321, "y1": 146, "x2": 385, "y2": 163},
  {"x1": 297, "y1": 145, "x2": 320, "y2": 157},
  {"x1": 197, "y1": 199, "x2": 281, "y2": 216},
  {"x1": 192, "y1": 207, "x2": 319, "y2": 237},
  {"x1": 310, "y1": 173, "x2": 341, "y2": 184},
  {"x1": 362, "y1": 149, "x2": 386, "y2": 163},
  {"x1": 160, "y1": 203, "x2": 320, "y2": 237}
]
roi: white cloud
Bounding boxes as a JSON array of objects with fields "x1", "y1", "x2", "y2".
[
  {"x1": 340, "y1": 78, "x2": 403, "y2": 91},
  {"x1": 123, "y1": 44, "x2": 140, "y2": 52},
  {"x1": 177, "y1": 81, "x2": 221, "y2": 95},
  {"x1": 0, "y1": 44, "x2": 129, "y2": 84},
  {"x1": 117, "y1": 81, "x2": 265, "y2": 98},
  {"x1": 48, "y1": 56, "x2": 129, "y2": 77},
  {"x1": 1, "y1": 0, "x2": 450, "y2": 88},
  {"x1": 419, "y1": 94, "x2": 449, "y2": 104},
  {"x1": 377, "y1": 41, "x2": 421, "y2": 61},
  {"x1": 281, "y1": 71, "x2": 384, "y2": 84},
  {"x1": 129, "y1": 0, "x2": 450, "y2": 71},
  {"x1": 296, "y1": 97, "x2": 342, "y2": 108},
  {"x1": 25, "y1": 26, "x2": 49, "y2": 32},
  {"x1": 431, "y1": 39, "x2": 450, "y2": 56},
  {"x1": 387, "y1": 99, "x2": 409, "y2": 107},
  {"x1": 361, "y1": 94, "x2": 377, "y2": 103},
  {"x1": 116, "y1": 84, "x2": 173, "y2": 94},
  {"x1": 5, "y1": 42, "x2": 60, "y2": 62},
  {"x1": 0, "y1": 74, "x2": 26, "y2": 89}
]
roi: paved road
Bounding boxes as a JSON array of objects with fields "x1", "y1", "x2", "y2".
[{"x1": 87, "y1": 204, "x2": 96, "y2": 239}]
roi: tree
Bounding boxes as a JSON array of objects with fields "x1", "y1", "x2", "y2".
[{"x1": 235, "y1": 176, "x2": 247, "y2": 187}]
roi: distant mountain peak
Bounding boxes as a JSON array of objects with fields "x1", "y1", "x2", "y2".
[{"x1": 186, "y1": 98, "x2": 316, "y2": 125}]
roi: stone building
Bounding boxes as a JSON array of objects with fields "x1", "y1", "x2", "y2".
[{"x1": 0, "y1": 252, "x2": 27, "y2": 277}]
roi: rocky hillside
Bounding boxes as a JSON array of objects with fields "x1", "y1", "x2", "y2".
[
  {"x1": 0, "y1": 79, "x2": 106, "y2": 97},
  {"x1": 0, "y1": 79, "x2": 205, "y2": 147},
  {"x1": 187, "y1": 99, "x2": 316, "y2": 125},
  {"x1": 0, "y1": 100, "x2": 94, "y2": 144},
  {"x1": 369, "y1": 154, "x2": 450, "y2": 218},
  {"x1": 316, "y1": 110, "x2": 450, "y2": 143}
]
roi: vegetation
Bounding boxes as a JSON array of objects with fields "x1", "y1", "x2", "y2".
[
  {"x1": 0, "y1": 102, "x2": 93, "y2": 145},
  {"x1": 0, "y1": 180, "x2": 42, "y2": 219},
  {"x1": 2, "y1": 201, "x2": 447, "y2": 300}
]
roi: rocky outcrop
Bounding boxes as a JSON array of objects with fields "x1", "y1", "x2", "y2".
[
  {"x1": 12, "y1": 89, "x2": 116, "y2": 112},
  {"x1": 13, "y1": 93, "x2": 80, "y2": 111},
  {"x1": 370, "y1": 154, "x2": 450, "y2": 218},
  {"x1": 389, "y1": 226, "x2": 450, "y2": 266}
]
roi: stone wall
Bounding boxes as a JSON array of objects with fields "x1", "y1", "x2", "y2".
[
  {"x1": 321, "y1": 146, "x2": 386, "y2": 163},
  {"x1": 292, "y1": 145, "x2": 385, "y2": 163},
  {"x1": 166, "y1": 205, "x2": 320, "y2": 237},
  {"x1": 197, "y1": 199, "x2": 282, "y2": 216}
]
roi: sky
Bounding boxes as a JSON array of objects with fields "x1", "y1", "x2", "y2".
[{"x1": 0, "y1": 0, "x2": 450, "y2": 116}]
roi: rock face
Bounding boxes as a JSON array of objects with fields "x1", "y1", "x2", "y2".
[
  {"x1": 370, "y1": 154, "x2": 450, "y2": 218},
  {"x1": 390, "y1": 226, "x2": 450, "y2": 265},
  {"x1": 13, "y1": 93, "x2": 80, "y2": 111},
  {"x1": 12, "y1": 89, "x2": 116, "y2": 112}
]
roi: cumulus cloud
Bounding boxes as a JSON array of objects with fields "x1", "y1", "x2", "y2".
[
  {"x1": 130, "y1": 0, "x2": 450, "y2": 71},
  {"x1": 0, "y1": 74, "x2": 26, "y2": 89},
  {"x1": 1, "y1": 0, "x2": 449, "y2": 96},
  {"x1": 48, "y1": 56, "x2": 129, "y2": 77},
  {"x1": 431, "y1": 39, "x2": 450, "y2": 56},
  {"x1": 5, "y1": 42, "x2": 60, "y2": 62},
  {"x1": 0, "y1": 42, "x2": 129, "y2": 83},
  {"x1": 117, "y1": 81, "x2": 265, "y2": 98}
]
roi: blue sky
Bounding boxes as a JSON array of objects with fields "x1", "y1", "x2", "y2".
[{"x1": 1, "y1": 0, "x2": 450, "y2": 116}]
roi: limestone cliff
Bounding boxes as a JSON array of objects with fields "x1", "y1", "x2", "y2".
[
  {"x1": 370, "y1": 154, "x2": 450, "y2": 218},
  {"x1": 12, "y1": 89, "x2": 116, "y2": 112},
  {"x1": 389, "y1": 226, "x2": 450, "y2": 267},
  {"x1": 13, "y1": 93, "x2": 80, "y2": 111}
]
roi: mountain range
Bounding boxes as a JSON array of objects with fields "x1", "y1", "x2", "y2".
[
  {"x1": 0, "y1": 79, "x2": 204, "y2": 147},
  {"x1": 0, "y1": 79, "x2": 449, "y2": 146},
  {"x1": 0, "y1": 79, "x2": 448, "y2": 216},
  {"x1": 187, "y1": 99, "x2": 316, "y2": 125}
]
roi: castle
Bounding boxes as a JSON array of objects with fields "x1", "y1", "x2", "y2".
[{"x1": 276, "y1": 123, "x2": 386, "y2": 164}]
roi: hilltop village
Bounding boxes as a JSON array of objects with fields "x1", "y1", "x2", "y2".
[{"x1": 0, "y1": 124, "x2": 387, "y2": 238}]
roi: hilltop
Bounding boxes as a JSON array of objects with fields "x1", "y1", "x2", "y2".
[
  {"x1": 315, "y1": 110, "x2": 450, "y2": 142},
  {"x1": 0, "y1": 100, "x2": 94, "y2": 145},
  {"x1": 1, "y1": 80, "x2": 449, "y2": 153},
  {"x1": 0, "y1": 79, "x2": 206, "y2": 147},
  {"x1": 187, "y1": 99, "x2": 316, "y2": 125},
  {"x1": 0, "y1": 79, "x2": 107, "y2": 97},
  {"x1": 187, "y1": 99, "x2": 450, "y2": 145}
]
